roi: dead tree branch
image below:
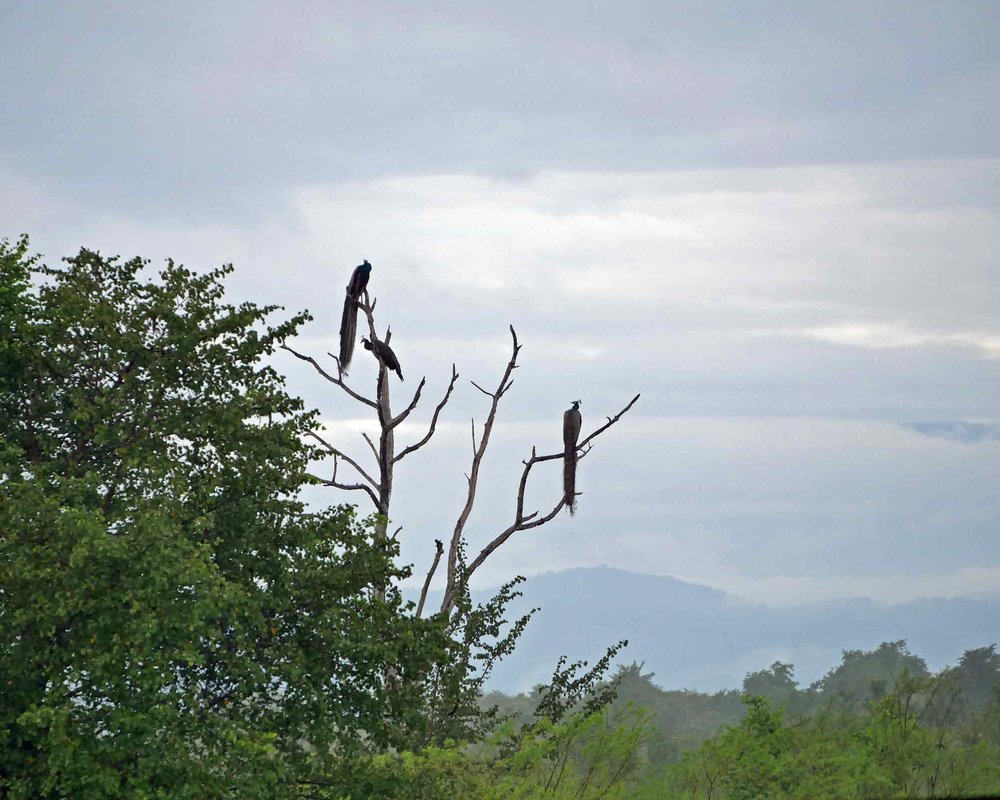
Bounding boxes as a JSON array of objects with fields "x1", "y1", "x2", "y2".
[
  {"x1": 279, "y1": 342, "x2": 377, "y2": 409},
  {"x1": 285, "y1": 283, "x2": 638, "y2": 621},
  {"x1": 362, "y1": 432, "x2": 380, "y2": 461},
  {"x1": 283, "y1": 287, "x2": 460, "y2": 551},
  {"x1": 313, "y1": 453, "x2": 379, "y2": 507},
  {"x1": 389, "y1": 376, "x2": 427, "y2": 430},
  {"x1": 416, "y1": 539, "x2": 445, "y2": 618},
  {"x1": 441, "y1": 392, "x2": 640, "y2": 615},
  {"x1": 395, "y1": 364, "x2": 459, "y2": 463},
  {"x1": 305, "y1": 430, "x2": 379, "y2": 489},
  {"x1": 442, "y1": 325, "x2": 521, "y2": 612}
]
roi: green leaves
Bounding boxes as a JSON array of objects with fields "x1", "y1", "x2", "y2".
[{"x1": 0, "y1": 241, "x2": 451, "y2": 797}]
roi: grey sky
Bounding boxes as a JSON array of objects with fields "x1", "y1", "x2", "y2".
[{"x1": 2, "y1": 1, "x2": 999, "y2": 605}]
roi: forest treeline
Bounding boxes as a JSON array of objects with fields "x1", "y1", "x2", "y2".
[
  {"x1": 2, "y1": 237, "x2": 998, "y2": 798},
  {"x1": 477, "y1": 640, "x2": 1000, "y2": 798}
]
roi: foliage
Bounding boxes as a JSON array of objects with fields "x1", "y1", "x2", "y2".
[
  {"x1": 666, "y1": 695, "x2": 861, "y2": 800},
  {"x1": 534, "y1": 638, "x2": 629, "y2": 725},
  {"x1": 0, "y1": 241, "x2": 452, "y2": 797},
  {"x1": 5, "y1": 236, "x2": 999, "y2": 799},
  {"x1": 811, "y1": 639, "x2": 929, "y2": 708},
  {"x1": 413, "y1": 550, "x2": 538, "y2": 748},
  {"x1": 488, "y1": 642, "x2": 1000, "y2": 799},
  {"x1": 307, "y1": 704, "x2": 652, "y2": 800}
]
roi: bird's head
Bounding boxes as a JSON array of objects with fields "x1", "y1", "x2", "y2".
[
  {"x1": 570, "y1": 400, "x2": 581, "y2": 410},
  {"x1": 359, "y1": 259, "x2": 372, "y2": 273},
  {"x1": 361, "y1": 337, "x2": 373, "y2": 351}
]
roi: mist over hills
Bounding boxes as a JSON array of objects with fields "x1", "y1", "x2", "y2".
[{"x1": 445, "y1": 567, "x2": 1000, "y2": 693}]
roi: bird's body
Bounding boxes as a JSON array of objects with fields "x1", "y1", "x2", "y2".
[
  {"x1": 563, "y1": 400, "x2": 582, "y2": 515},
  {"x1": 362, "y1": 336, "x2": 403, "y2": 381},
  {"x1": 339, "y1": 260, "x2": 372, "y2": 372}
]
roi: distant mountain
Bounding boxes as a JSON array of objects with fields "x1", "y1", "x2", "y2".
[
  {"x1": 442, "y1": 567, "x2": 1000, "y2": 693},
  {"x1": 899, "y1": 420, "x2": 1000, "y2": 443}
]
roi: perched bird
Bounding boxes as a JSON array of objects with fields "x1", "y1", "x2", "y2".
[
  {"x1": 339, "y1": 260, "x2": 372, "y2": 372},
  {"x1": 362, "y1": 336, "x2": 404, "y2": 381},
  {"x1": 563, "y1": 400, "x2": 582, "y2": 515}
]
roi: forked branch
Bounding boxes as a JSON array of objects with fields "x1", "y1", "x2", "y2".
[
  {"x1": 416, "y1": 539, "x2": 445, "y2": 618},
  {"x1": 283, "y1": 291, "x2": 459, "y2": 535},
  {"x1": 441, "y1": 392, "x2": 640, "y2": 615},
  {"x1": 305, "y1": 430, "x2": 379, "y2": 489},
  {"x1": 313, "y1": 453, "x2": 379, "y2": 507},
  {"x1": 395, "y1": 364, "x2": 459, "y2": 463},
  {"x1": 442, "y1": 326, "x2": 521, "y2": 610},
  {"x1": 279, "y1": 342, "x2": 377, "y2": 409}
]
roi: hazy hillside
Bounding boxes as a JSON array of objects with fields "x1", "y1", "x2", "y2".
[{"x1": 450, "y1": 567, "x2": 1000, "y2": 692}]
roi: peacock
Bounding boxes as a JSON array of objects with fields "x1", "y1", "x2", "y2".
[
  {"x1": 339, "y1": 259, "x2": 372, "y2": 372},
  {"x1": 563, "y1": 400, "x2": 582, "y2": 514},
  {"x1": 362, "y1": 336, "x2": 404, "y2": 381}
]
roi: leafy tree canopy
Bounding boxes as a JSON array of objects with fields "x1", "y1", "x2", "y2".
[{"x1": 0, "y1": 239, "x2": 451, "y2": 798}]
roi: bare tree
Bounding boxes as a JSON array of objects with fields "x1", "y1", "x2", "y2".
[{"x1": 282, "y1": 288, "x2": 639, "y2": 618}]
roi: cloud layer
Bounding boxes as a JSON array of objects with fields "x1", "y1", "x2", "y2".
[{"x1": 2, "y1": 1, "x2": 998, "y2": 605}]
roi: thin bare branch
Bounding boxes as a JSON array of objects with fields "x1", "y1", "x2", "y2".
[
  {"x1": 314, "y1": 475, "x2": 378, "y2": 506},
  {"x1": 466, "y1": 499, "x2": 565, "y2": 579},
  {"x1": 305, "y1": 430, "x2": 378, "y2": 489},
  {"x1": 279, "y1": 342, "x2": 378, "y2": 409},
  {"x1": 389, "y1": 375, "x2": 427, "y2": 430},
  {"x1": 395, "y1": 364, "x2": 459, "y2": 463},
  {"x1": 442, "y1": 391, "x2": 640, "y2": 614},
  {"x1": 315, "y1": 454, "x2": 379, "y2": 507},
  {"x1": 358, "y1": 290, "x2": 378, "y2": 349},
  {"x1": 362, "y1": 431, "x2": 379, "y2": 461},
  {"x1": 470, "y1": 380, "x2": 494, "y2": 398},
  {"x1": 508, "y1": 393, "x2": 642, "y2": 469},
  {"x1": 578, "y1": 393, "x2": 641, "y2": 450},
  {"x1": 416, "y1": 539, "x2": 445, "y2": 618},
  {"x1": 442, "y1": 326, "x2": 522, "y2": 612}
]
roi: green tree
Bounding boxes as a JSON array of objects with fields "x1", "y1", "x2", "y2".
[
  {"x1": 857, "y1": 670, "x2": 1000, "y2": 799},
  {"x1": 666, "y1": 696, "x2": 860, "y2": 800},
  {"x1": 0, "y1": 241, "x2": 450, "y2": 798},
  {"x1": 742, "y1": 662, "x2": 801, "y2": 712},
  {"x1": 812, "y1": 640, "x2": 929, "y2": 708},
  {"x1": 953, "y1": 645, "x2": 1000, "y2": 716}
]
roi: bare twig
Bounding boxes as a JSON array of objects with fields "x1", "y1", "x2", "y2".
[
  {"x1": 285, "y1": 294, "x2": 459, "y2": 570},
  {"x1": 315, "y1": 454, "x2": 379, "y2": 507},
  {"x1": 389, "y1": 376, "x2": 427, "y2": 430},
  {"x1": 305, "y1": 430, "x2": 378, "y2": 489},
  {"x1": 442, "y1": 326, "x2": 522, "y2": 612},
  {"x1": 416, "y1": 539, "x2": 445, "y2": 618},
  {"x1": 395, "y1": 364, "x2": 459, "y2": 463},
  {"x1": 362, "y1": 431, "x2": 380, "y2": 461},
  {"x1": 442, "y1": 392, "x2": 640, "y2": 614},
  {"x1": 470, "y1": 380, "x2": 493, "y2": 398},
  {"x1": 279, "y1": 342, "x2": 377, "y2": 409}
]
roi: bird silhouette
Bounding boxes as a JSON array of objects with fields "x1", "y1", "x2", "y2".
[
  {"x1": 339, "y1": 259, "x2": 371, "y2": 372},
  {"x1": 563, "y1": 400, "x2": 582, "y2": 515},
  {"x1": 362, "y1": 336, "x2": 403, "y2": 381}
]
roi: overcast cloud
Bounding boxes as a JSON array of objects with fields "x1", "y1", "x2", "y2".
[{"x1": 2, "y1": 1, "x2": 998, "y2": 605}]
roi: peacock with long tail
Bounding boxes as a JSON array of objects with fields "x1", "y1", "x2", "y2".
[
  {"x1": 563, "y1": 400, "x2": 582, "y2": 514},
  {"x1": 362, "y1": 336, "x2": 404, "y2": 381},
  {"x1": 339, "y1": 259, "x2": 372, "y2": 372}
]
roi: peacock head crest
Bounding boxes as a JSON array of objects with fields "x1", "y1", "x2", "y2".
[{"x1": 570, "y1": 400, "x2": 581, "y2": 410}]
